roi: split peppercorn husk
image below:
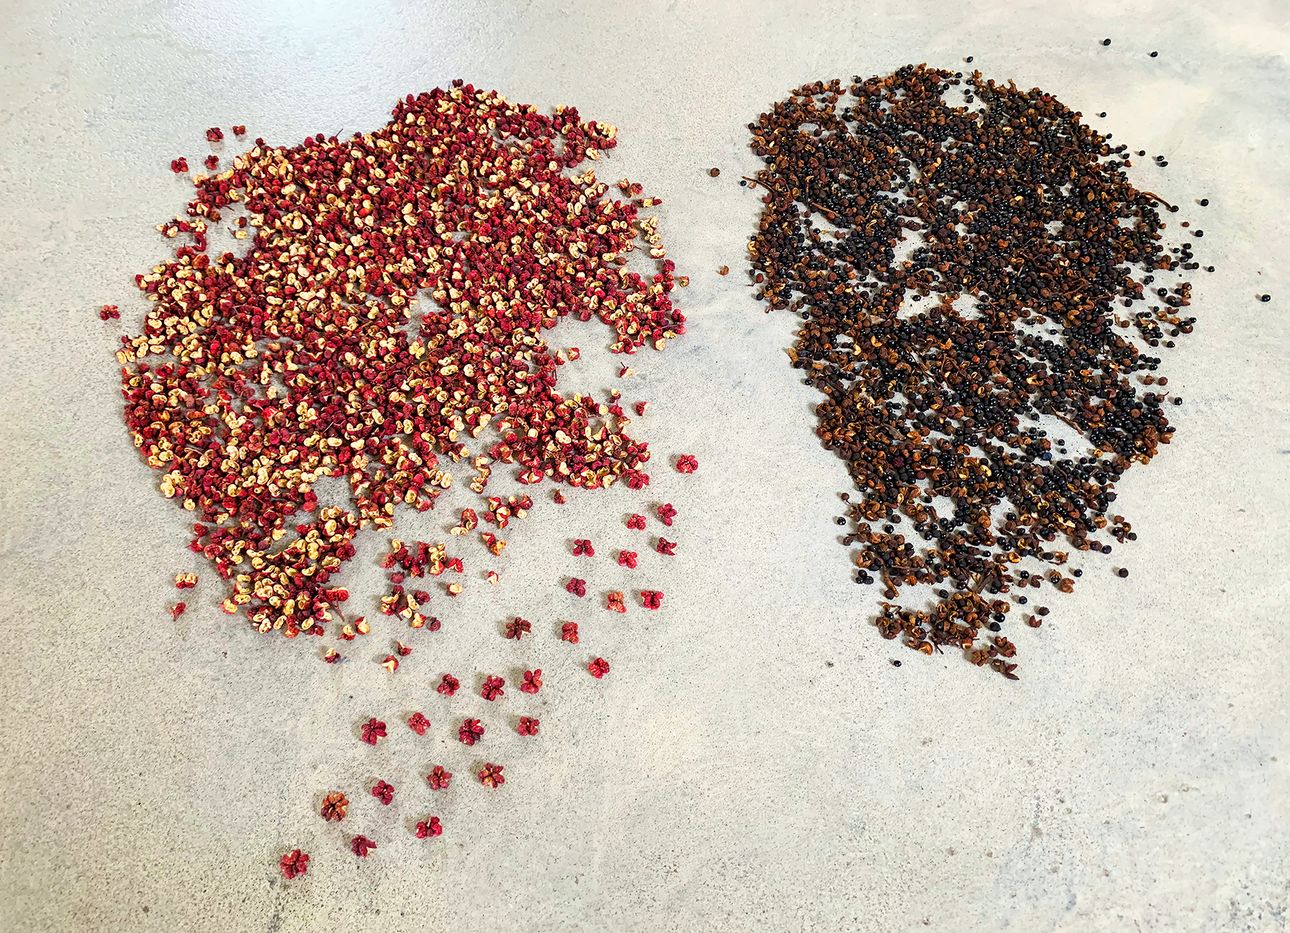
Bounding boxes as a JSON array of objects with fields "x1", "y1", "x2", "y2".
[
  {"x1": 747, "y1": 65, "x2": 1199, "y2": 676},
  {"x1": 117, "y1": 84, "x2": 685, "y2": 637}
]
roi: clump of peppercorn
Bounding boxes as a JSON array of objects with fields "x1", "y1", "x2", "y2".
[
  {"x1": 117, "y1": 86, "x2": 687, "y2": 639},
  {"x1": 747, "y1": 66, "x2": 1202, "y2": 677}
]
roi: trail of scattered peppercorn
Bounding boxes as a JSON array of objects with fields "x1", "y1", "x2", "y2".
[{"x1": 747, "y1": 64, "x2": 1205, "y2": 677}]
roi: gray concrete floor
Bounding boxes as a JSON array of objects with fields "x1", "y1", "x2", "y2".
[{"x1": 1, "y1": 1, "x2": 1287, "y2": 930}]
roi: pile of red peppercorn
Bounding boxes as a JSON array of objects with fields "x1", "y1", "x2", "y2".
[
  {"x1": 117, "y1": 83, "x2": 686, "y2": 640},
  {"x1": 748, "y1": 65, "x2": 1201, "y2": 677}
]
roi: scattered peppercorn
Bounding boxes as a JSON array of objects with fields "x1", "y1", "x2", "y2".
[
  {"x1": 279, "y1": 849, "x2": 309, "y2": 879},
  {"x1": 709, "y1": 167, "x2": 721, "y2": 177},
  {"x1": 415, "y1": 816, "x2": 443, "y2": 838},
  {"x1": 359, "y1": 717, "x2": 387, "y2": 745},
  {"x1": 320, "y1": 791, "x2": 349, "y2": 822},
  {"x1": 426, "y1": 766, "x2": 452, "y2": 790},
  {"x1": 117, "y1": 87, "x2": 686, "y2": 641},
  {"x1": 748, "y1": 66, "x2": 1201, "y2": 677}
]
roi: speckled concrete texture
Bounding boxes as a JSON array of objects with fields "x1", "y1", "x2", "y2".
[{"x1": 0, "y1": 0, "x2": 1287, "y2": 930}]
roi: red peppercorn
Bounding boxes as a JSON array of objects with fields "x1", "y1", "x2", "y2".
[
  {"x1": 641, "y1": 590, "x2": 664, "y2": 609},
  {"x1": 656, "y1": 503, "x2": 677, "y2": 526},
  {"x1": 626, "y1": 514, "x2": 647, "y2": 530},
  {"x1": 350, "y1": 835, "x2": 377, "y2": 858},
  {"x1": 169, "y1": 157, "x2": 188, "y2": 174},
  {"x1": 415, "y1": 816, "x2": 443, "y2": 838},
  {"x1": 561, "y1": 621, "x2": 580, "y2": 643},
  {"x1": 458, "y1": 718, "x2": 484, "y2": 745},
  {"x1": 203, "y1": 154, "x2": 219, "y2": 171},
  {"x1": 566, "y1": 577, "x2": 587, "y2": 597},
  {"x1": 205, "y1": 127, "x2": 224, "y2": 142},
  {"x1": 606, "y1": 591, "x2": 626, "y2": 613},
  {"x1": 371, "y1": 780, "x2": 395, "y2": 805},
  {"x1": 519, "y1": 669, "x2": 542, "y2": 694},
  {"x1": 407, "y1": 712, "x2": 431, "y2": 735},
  {"x1": 656, "y1": 538, "x2": 677, "y2": 556},
  {"x1": 437, "y1": 673, "x2": 460, "y2": 697},
  {"x1": 588, "y1": 657, "x2": 611, "y2": 678},
  {"x1": 320, "y1": 792, "x2": 348, "y2": 822},
  {"x1": 359, "y1": 717, "x2": 387, "y2": 745},
  {"x1": 504, "y1": 617, "x2": 532, "y2": 640},
  {"x1": 480, "y1": 675, "x2": 505, "y2": 701},
  {"x1": 478, "y1": 762, "x2": 505, "y2": 788},
  {"x1": 617, "y1": 550, "x2": 638, "y2": 568},
  {"x1": 572, "y1": 538, "x2": 595, "y2": 557},
  {"x1": 517, "y1": 716, "x2": 540, "y2": 736},
  {"x1": 279, "y1": 849, "x2": 309, "y2": 879},
  {"x1": 675, "y1": 454, "x2": 699, "y2": 473},
  {"x1": 426, "y1": 766, "x2": 452, "y2": 790},
  {"x1": 231, "y1": 124, "x2": 247, "y2": 136},
  {"x1": 169, "y1": 602, "x2": 186, "y2": 621}
]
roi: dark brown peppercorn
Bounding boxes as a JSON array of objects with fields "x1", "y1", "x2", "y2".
[
  {"x1": 709, "y1": 167, "x2": 721, "y2": 177},
  {"x1": 746, "y1": 65, "x2": 1201, "y2": 679}
]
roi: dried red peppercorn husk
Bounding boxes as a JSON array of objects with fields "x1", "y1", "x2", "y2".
[
  {"x1": 350, "y1": 835, "x2": 377, "y2": 858},
  {"x1": 169, "y1": 602, "x2": 186, "y2": 621},
  {"x1": 606, "y1": 592, "x2": 626, "y2": 613},
  {"x1": 588, "y1": 657, "x2": 610, "y2": 678},
  {"x1": 415, "y1": 816, "x2": 443, "y2": 838},
  {"x1": 656, "y1": 504, "x2": 677, "y2": 526},
  {"x1": 561, "y1": 621, "x2": 580, "y2": 643},
  {"x1": 480, "y1": 675, "x2": 505, "y2": 701},
  {"x1": 640, "y1": 590, "x2": 663, "y2": 610},
  {"x1": 458, "y1": 719, "x2": 484, "y2": 745},
  {"x1": 425, "y1": 766, "x2": 452, "y2": 790},
  {"x1": 572, "y1": 539, "x2": 595, "y2": 557},
  {"x1": 371, "y1": 780, "x2": 395, "y2": 805},
  {"x1": 517, "y1": 716, "x2": 540, "y2": 736},
  {"x1": 504, "y1": 617, "x2": 532, "y2": 640},
  {"x1": 437, "y1": 674, "x2": 460, "y2": 697},
  {"x1": 407, "y1": 712, "x2": 431, "y2": 735},
  {"x1": 478, "y1": 763, "x2": 505, "y2": 788},
  {"x1": 279, "y1": 849, "x2": 309, "y2": 879},
  {"x1": 656, "y1": 538, "x2": 677, "y2": 556},
  {"x1": 617, "y1": 550, "x2": 638, "y2": 568},
  {"x1": 565, "y1": 578, "x2": 587, "y2": 598},
  {"x1": 359, "y1": 718, "x2": 387, "y2": 745},
  {"x1": 675, "y1": 454, "x2": 698, "y2": 473},
  {"x1": 118, "y1": 88, "x2": 686, "y2": 644},
  {"x1": 626, "y1": 514, "x2": 647, "y2": 530},
  {"x1": 320, "y1": 792, "x2": 349, "y2": 822},
  {"x1": 519, "y1": 669, "x2": 542, "y2": 694}
]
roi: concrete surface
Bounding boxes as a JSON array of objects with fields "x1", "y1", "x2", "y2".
[{"x1": 1, "y1": 1, "x2": 1287, "y2": 930}]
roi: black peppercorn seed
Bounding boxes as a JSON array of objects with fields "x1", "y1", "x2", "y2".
[{"x1": 747, "y1": 65, "x2": 1202, "y2": 679}]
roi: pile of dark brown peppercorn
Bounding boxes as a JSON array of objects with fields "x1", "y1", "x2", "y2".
[{"x1": 747, "y1": 65, "x2": 1200, "y2": 678}]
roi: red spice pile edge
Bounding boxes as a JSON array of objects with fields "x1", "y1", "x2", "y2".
[{"x1": 112, "y1": 85, "x2": 700, "y2": 877}]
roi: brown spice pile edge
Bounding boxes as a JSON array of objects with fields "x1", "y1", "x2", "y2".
[{"x1": 747, "y1": 65, "x2": 1201, "y2": 677}]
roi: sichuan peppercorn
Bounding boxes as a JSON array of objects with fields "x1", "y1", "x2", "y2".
[{"x1": 747, "y1": 65, "x2": 1201, "y2": 677}]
